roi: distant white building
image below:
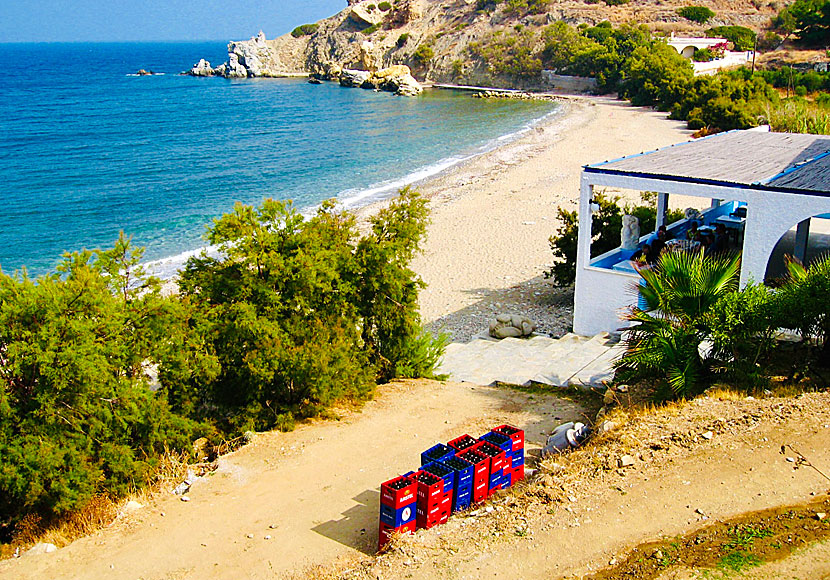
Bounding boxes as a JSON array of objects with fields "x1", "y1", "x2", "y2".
[
  {"x1": 573, "y1": 129, "x2": 830, "y2": 336},
  {"x1": 667, "y1": 33, "x2": 728, "y2": 59},
  {"x1": 666, "y1": 33, "x2": 753, "y2": 75}
]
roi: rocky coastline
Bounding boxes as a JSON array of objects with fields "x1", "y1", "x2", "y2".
[{"x1": 186, "y1": 30, "x2": 423, "y2": 96}]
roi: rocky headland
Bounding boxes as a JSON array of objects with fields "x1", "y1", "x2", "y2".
[{"x1": 186, "y1": 0, "x2": 777, "y2": 92}]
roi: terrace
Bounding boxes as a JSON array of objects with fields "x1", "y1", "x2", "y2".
[{"x1": 574, "y1": 129, "x2": 830, "y2": 336}]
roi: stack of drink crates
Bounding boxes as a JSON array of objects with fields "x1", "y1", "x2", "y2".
[{"x1": 377, "y1": 424, "x2": 525, "y2": 550}]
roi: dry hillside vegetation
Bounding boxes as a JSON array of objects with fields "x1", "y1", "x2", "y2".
[{"x1": 264, "y1": 0, "x2": 779, "y2": 84}]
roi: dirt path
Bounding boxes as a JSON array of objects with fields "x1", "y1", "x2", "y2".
[
  {"x1": 316, "y1": 392, "x2": 830, "y2": 580},
  {"x1": 0, "y1": 380, "x2": 585, "y2": 580}
]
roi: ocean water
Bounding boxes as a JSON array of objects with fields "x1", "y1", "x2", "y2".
[{"x1": 0, "y1": 42, "x2": 557, "y2": 277}]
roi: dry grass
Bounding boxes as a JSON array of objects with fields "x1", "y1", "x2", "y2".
[
  {"x1": 0, "y1": 495, "x2": 120, "y2": 559},
  {"x1": 0, "y1": 446, "x2": 210, "y2": 560}
]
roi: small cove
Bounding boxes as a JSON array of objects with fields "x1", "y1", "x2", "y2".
[{"x1": 0, "y1": 42, "x2": 557, "y2": 276}]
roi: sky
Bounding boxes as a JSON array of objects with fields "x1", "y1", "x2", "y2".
[{"x1": 0, "y1": 0, "x2": 345, "y2": 42}]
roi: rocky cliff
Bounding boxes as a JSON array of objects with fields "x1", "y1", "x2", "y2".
[{"x1": 189, "y1": 0, "x2": 776, "y2": 88}]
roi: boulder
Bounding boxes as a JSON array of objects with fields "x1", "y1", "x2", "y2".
[
  {"x1": 25, "y1": 543, "x2": 57, "y2": 556},
  {"x1": 489, "y1": 314, "x2": 536, "y2": 339},
  {"x1": 349, "y1": 2, "x2": 384, "y2": 27},
  {"x1": 188, "y1": 59, "x2": 215, "y2": 77},
  {"x1": 368, "y1": 65, "x2": 423, "y2": 96},
  {"x1": 226, "y1": 53, "x2": 248, "y2": 78},
  {"x1": 340, "y1": 68, "x2": 372, "y2": 87}
]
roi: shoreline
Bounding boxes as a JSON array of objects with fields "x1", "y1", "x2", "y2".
[
  {"x1": 394, "y1": 95, "x2": 694, "y2": 337},
  {"x1": 160, "y1": 95, "x2": 695, "y2": 337},
  {"x1": 150, "y1": 95, "x2": 564, "y2": 285}
]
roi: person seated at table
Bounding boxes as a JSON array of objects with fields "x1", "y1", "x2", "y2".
[
  {"x1": 686, "y1": 221, "x2": 699, "y2": 241},
  {"x1": 707, "y1": 223, "x2": 729, "y2": 255},
  {"x1": 651, "y1": 227, "x2": 668, "y2": 258},
  {"x1": 631, "y1": 243, "x2": 657, "y2": 265}
]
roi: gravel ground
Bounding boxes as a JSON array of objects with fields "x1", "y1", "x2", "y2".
[{"x1": 424, "y1": 275, "x2": 574, "y2": 343}]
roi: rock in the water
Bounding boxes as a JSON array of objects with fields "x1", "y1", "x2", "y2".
[
  {"x1": 188, "y1": 59, "x2": 215, "y2": 77},
  {"x1": 25, "y1": 543, "x2": 57, "y2": 556},
  {"x1": 340, "y1": 68, "x2": 372, "y2": 87},
  {"x1": 489, "y1": 313, "x2": 536, "y2": 339}
]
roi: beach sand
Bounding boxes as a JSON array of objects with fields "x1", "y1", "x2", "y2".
[{"x1": 359, "y1": 95, "x2": 694, "y2": 340}]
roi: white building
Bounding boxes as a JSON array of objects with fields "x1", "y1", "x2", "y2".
[{"x1": 573, "y1": 130, "x2": 830, "y2": 336}]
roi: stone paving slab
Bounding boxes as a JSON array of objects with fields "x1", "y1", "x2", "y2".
[{"x1": 435, "y1": 333, "x2": 621, "y2": 388}]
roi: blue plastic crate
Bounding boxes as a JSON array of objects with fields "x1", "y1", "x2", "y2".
[
  {"x1": 380, "y1": 502, "x2": 416, "y2": 527},
  {"x1": 454, "y1": 494, "x2": 472, "y2": 512},
  {"x1": 423, "y1": 461, "x2": 455, "y2": 493},
  {"x1": 421, "y1": 443, "x2": 456, "y2": 466},
  {"x1": 480, "y1": 431, "x2": 513, "y2": 453},
  {"x1": 440, "y1": 455, "x2": 475, "y2": 487},
  {"x1": 511, "y1": 448, "x2": 525, "y2": 468}
]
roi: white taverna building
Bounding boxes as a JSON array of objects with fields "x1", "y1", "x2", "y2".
[{"x1": 573, "y1": 130, "x2": 830, "y2": 336}]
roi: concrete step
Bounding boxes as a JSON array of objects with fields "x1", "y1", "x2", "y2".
[{"x1": 437, "y1": 332, "x2": 622, "y2": 389}]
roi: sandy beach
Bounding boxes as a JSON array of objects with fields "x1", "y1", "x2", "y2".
[{"x1": 359, "y1": 95, "x2": 694, "y2": 340}]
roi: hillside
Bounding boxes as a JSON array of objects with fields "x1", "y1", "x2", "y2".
[{"x1": 197, "y1": 0, "x2": 779, "y2": 87}]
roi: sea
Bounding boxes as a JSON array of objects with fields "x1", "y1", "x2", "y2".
[{"x1": 0, "y1": 42, "x2": 558, "y2": 278}]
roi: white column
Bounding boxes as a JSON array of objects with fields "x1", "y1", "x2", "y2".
[
  {"x1": 656, "y1": 192, "x2": 668, "y2": 230},
  {"x1": 573, "y1": 177, "x2": 595, "y2": 335}
]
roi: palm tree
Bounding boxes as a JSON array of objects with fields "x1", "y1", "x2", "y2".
[
  {"x1": 616, "y1": 248, "x2": 741, "y2": 398},
  {"x1": 778, "y1": 253, "x2": 830, "y2": 353}
]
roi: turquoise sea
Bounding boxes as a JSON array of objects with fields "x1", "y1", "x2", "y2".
[{"x1": 0, "y1": 42, "x2": 557, "y2": 277}]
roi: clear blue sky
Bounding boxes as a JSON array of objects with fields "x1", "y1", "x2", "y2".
[{"x1": 0, "y1": 0, "x2": 345, "y2": 42}]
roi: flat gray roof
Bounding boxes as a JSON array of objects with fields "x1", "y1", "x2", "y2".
[{"x1": 586, "y1": 130, "x2": 830, "y2": 196}]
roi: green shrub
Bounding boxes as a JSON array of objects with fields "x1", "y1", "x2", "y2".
[
  {"x1": 677, "y1": 6, "x2": 716, "y2": 23},
  {"x1": 291, "y1": 23, "x2": 319, "y2": 38},
  {"x1": 616, "y1": 250, "x2": 741, "y2": 398},
  {"x1": 368, "y1": 3, "x2": 377, "y2": 10},
  {"x1": 0, "y1": 235, "x2": 208, "y2": 527},
  {"x1": 176, "y1": 188, "x2": 439, "y2": 432},
  {"x1": 765, "y1": 99, "x2": 830, "y2": 133},
  {"x1": 471, "y1": 29, "x2": 542, "y2": 78},
  {"x1": 362, "y1": 23, "x2": 381, "y2": 35},
  {"x1": 378, "y1": 1, "x2": 392, "y2": 10},
  {"x1": 603, "y1": 0, "x2": 631, "y2": 5},
  {"x1": 396, "y1": 32, "x2": 410, "y2": 46},
  {"x1": 413, "y1": 43, "x2": 434, "y2": 65},
  {"x1": 706, "y1": 25, "x2": 756, "y2": 51},
  {"x1": 704, "y1": 282, "x2": 778, "y2": 382},
  {"x1": 774, "y1": 254, "x2": 830, "y2": 352},
  {"x1": 693, "y1": 48, "x2": 716, "y2": 62}
]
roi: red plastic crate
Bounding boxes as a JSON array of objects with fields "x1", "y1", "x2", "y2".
[
  {"x1": 473, "y1": 479, "x2": 488, "y2": 503},
  {"x1": 448, "y1": 434, "x2": 478, "y2": 453},
  {"x1": 474, "y1": 440, "x2": 507, "y2": 473},
  {"x1": 414, "y1": 470, "x2": 444, "y2": 504},
  {"x1": 510, "y1": 464, "x2": 525, "y2": 485},
  {"x1": 378, "y1": 520, "x2": 416, "y2": 550},
  {"x1": 492, "y1": 424, "x2": 525, "y2": 452},
  {"x1": 457, "y1": 449, "x2": 489, "y2": 482},
  {"x1": 417, "y1": 508, "x2": 450, "y2": 529},
  {"x1": 380, "y1": 474, "x2": 417, "y2": 509}
]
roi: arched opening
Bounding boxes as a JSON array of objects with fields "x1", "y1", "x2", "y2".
[
  {"x1": 764, "y1": 213, "x2": 830, "y2": 282},
  {"x1": 681, "y1": 46, "x2": 696, "y2": 59}
]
